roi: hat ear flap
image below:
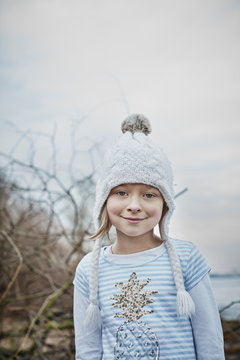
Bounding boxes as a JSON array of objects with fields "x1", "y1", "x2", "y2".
[{"x1": 158, "y1": 201, "x2": 169, "y2": 241}]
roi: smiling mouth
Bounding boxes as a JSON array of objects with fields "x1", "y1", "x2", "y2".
[
  {"x1": 122, "y1": 217, "x2": 146, "y2": 223},
  {"x1": 124, "y1": 217, "x2": 144, "y2": 220}
]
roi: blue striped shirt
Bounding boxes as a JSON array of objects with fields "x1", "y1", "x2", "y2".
[{"x1": 74, "y1": 239, "x2": 211, "y2": 359}]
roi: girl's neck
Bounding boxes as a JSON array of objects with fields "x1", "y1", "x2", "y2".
[{"x1": 111, "y1": 230, "x2": 163, "y2": 255}]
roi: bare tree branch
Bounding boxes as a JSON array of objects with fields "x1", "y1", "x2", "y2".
[{"x1": 0, "y1": 230, "x2": 23, "y2": 304}]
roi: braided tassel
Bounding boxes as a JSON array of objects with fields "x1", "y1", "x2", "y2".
[
  {"x1": 164, "y1": 239, "x2": 195, "y2": 318},
  {"x1": 84, "y1": 237, "x2": 103, "y2": 330},
  {"x1": 84, "y1": 302, "x2": 102, "y2": 330},
  {"x1": 177, "y1": 289, "x2": 195, "y2": 317}
]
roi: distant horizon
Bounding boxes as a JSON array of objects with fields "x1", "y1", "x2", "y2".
[{"x1": 210, "y1": 272, "x2": 240, "y2": 277}]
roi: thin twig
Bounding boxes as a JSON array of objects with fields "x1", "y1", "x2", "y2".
[
  {"x1": 0, "y1": 230, "x2": 23, "y2": 304},
  {"x1": 2, "y1": 290, "x2": 54, "y2": 304},
  {"x1": 174, "y1": 188, "x2": 188, "y2": 199},
  {"x1": 220, "y1": 300, "x2": 240, "y2": 313}
]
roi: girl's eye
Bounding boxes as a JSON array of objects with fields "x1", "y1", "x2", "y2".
[
  {"x1": 144, "y1": 193, "x2": 155, "y2": 198},
  {"x1": 117, "y1": 191, "x2": 127, "y2": 197}
]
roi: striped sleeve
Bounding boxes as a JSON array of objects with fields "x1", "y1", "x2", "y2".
[
  {"x1": 184, "y1": 244, "x2": 211, "y2": 291},
  {"x1": 73, "y1": 256, "x2": 90, "y2": 298}
]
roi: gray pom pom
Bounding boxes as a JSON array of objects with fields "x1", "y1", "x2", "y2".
[{"x1": 121, "y1": 114, "x2": 152, "y2": 135}]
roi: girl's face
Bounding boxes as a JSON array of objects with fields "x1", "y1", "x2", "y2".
[{"x1": 106, "y1": 183, "x2": 164, "y2": 239}]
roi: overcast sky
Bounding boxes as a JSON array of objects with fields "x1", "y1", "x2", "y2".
[{"x1": 0, "y1": 0, "x2": 239, "y2": 273}]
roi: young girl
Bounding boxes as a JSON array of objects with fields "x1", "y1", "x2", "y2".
[{"x1": 73, "y1": 114, "x2": 225, "y2": 359}]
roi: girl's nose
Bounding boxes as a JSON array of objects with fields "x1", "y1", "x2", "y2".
[{"x1": 127, "y1": 196, "x2": 141, "y2": 213}]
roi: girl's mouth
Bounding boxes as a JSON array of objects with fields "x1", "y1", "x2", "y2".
[{"x1": 122, "y1": 217, "x2": 145, "y2": 224}]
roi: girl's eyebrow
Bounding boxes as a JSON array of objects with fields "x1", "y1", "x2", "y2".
[
  {"x1": 144, "y1": 186, "x2": 159, "y2": 192},
  {"x1": 113, "y1": 184, "x2": 128, "y2": 189},
  {"x1": 110, "y1": 185, "x2": 126, "y2": 193},
  {"x1": 144, "y1": 187, "x2": 161, "y2": 196},
  {"x1": 113, "y1": 185, "x2": 123, "y2": 190},
  {"x1": 113, "y1": 185, "x2": 159, "y2": 192}
]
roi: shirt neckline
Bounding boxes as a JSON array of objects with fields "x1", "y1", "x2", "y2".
[{"x1": 102, "y1": 242, "x2": 166, "y2": 266}]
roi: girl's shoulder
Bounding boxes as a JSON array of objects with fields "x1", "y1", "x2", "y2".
[
  {"x1": 74, "y1": 251, "x2": 93, "y2": 277},
  {"x1": 170, "y1": 238, "x2": 198, "y2": 255},
  {"x1": 78, "y1": 251, "x2": 93, "y2": 265},
  {"x1": 75, "y1": 248, "x2": 105, "y2": 276},
  {"x1": 171, "y1": 237, "x2": 209, "y2": 265},
  {"x1": 170, "y1": 238, "x2": 211, "y2": 291}
]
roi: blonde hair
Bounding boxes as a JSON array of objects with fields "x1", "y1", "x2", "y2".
[{"x1": 88, "y1": 202, "x2": 111, "y2": 240}]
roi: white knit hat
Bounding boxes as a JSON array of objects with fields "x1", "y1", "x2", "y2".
[{"x1": 85, "y1": 114, "x2": 195, "y2": 329}]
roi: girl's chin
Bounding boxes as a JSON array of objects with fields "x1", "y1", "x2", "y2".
[{"x1": 116, "y1": 230, "x2": 151, "y2": 238}]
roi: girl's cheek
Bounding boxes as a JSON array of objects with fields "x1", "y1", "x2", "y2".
[{"x1": 107, "y1": 199, "x2": 119, "y2": 213}]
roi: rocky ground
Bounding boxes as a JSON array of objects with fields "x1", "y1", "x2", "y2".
[
  {"x1": 0, "y1": 304, "x2": 75, "y2": 360},
  {"x1": 222, "y1": 319, "x2": 240, "y2": 360},
  {"x1": 0, "y1": 314, "x2": 239, "y2": 359}
]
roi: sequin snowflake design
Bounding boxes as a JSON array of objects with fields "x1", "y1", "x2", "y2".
[{"x1": 110, "y1": 272, "x2": 159, "y2": 359}]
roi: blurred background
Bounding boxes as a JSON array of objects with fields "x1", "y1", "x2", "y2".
[{"x1": 0, "y1": 0, "x2": 239, "y2": 358}]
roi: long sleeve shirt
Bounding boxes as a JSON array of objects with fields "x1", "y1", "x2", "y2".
[{"x1": 73, "y1": 239, "x2": 225, "y2": 359}]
